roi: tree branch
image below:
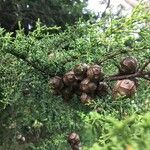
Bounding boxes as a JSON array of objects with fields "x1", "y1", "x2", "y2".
[
  {"x1": 105, "y1": 71, "x2": 150, "y2": 81},
  {"x1": 5, "y1": 49, "x2": 54, "y2": 77},
  {"x1": 4, "y1": 47, "x2": 150, "y2": 82},
  {"x1": 97, "y1": 49, "x2": 127, "y2": 65},
  {"x1": 101, "y1": 0, "x2": 111, "y2": 18}
]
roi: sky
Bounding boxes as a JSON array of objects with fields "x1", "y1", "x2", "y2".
[{"x1": 87, "y1": 0, "x2": 133, "y2": 16}]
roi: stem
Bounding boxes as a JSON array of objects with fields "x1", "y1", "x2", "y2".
[
  {"x1": 5, "y1": 49, "x2": 54, "y2": 77},
  {"x1": 98, "y1": 49, "x2": 127, "y2": 64},
  {"x1": 105, "y1": 71, "x2": 150, "y2": 81}
]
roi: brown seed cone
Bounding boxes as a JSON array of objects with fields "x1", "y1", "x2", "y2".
[
  {"x1": 72, "y1": 81, "x2": 82, "y2": 96},
  {"x1": 97, "y1": 82, "x2": 109, "y2": 97},
  {"x1": 120, "y1": 57, "x2": 138, "y2": 74},
  {"x1": 22, "y1": 88, "x2": 30, "y2": 96},
  {"x1": 63, "y1": 71, "x2": 76, "y2": 86},
  {"x1": 75, "y1": 74, "x2": 85, "y2": 81},
  {"x1": 72, "y1": 81, "x2": 79, "y2": 89},
  {"x1": 80, "y1": 78, "x2": 97, "y2": 94},
  {"x1": 87, "y1": 64, "x2": 103, "y2": 81},
  {"x1": 68, "y1": 132, "x2": 80, "y2": 146},
  {"x1": 80, "y1": 93, "x2": 92, "y2": 104},
  {"x1": 112, "y1": 79, "x2": 137, "y2": 99},
  {"x1": 62, "y1": 88, "x2": 73, "y2": 101},
  {"x1": 71, "y1": 81, "x2": 81, "y2": 95},
  {"x1": 74, "y1": 64, "x2": 88, "y2": 76},
  {"x1": 50, "y1": 76, "x2": 64, "y2": 90},
  {"x1": 74, "y1": 64, "x2": 89, "y2": 81}
]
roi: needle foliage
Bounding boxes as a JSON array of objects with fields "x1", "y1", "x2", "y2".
[{"x1": 0, "y1": 4, "x2": 150, "y2": 150}]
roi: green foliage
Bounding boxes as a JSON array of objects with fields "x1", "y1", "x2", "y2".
[
  {"x1": 82, "y1": 111, "x2": 150, "y2": 150},
  {"x1": 0, "y1": 4, "x2": 150, "y2": 150}
]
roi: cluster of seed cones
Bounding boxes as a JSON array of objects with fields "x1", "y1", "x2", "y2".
[
  {"x1": 50, "y1": 57, "x2": 138, "y2": 102},
  {"x1": 50, "y1": 63, "x2": 108, "y2": 103}
]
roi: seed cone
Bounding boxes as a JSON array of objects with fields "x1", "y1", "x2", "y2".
[
  {"x1": 22, "y1": 88, "x2": 30, "y2": 96},
  {"x1": 50, "y1": 76, "x2": 64, "y2": 90},
  {"x1": 74, "y1": 64, "x2": 88, "y2": 76},
  {"x1": 120, "y1": 57, "x2": 137, "y2": 74},
  {"x1": 112, "y1": 79, "x2": 137, "y2": 99},
  {"x1": 74, "y1": 64, "x2": 89, "y2": 81},
  {"x1": 97, "y1": 82, "x2": 109, "y2": 97},
  {"x1": 63, "y1": 71, "x2": 76, "y2": 86},
  {"x1": 68, "y1": 132, "x2": 80, "y2": 150},
  {"x1": 72, "y1": 81, "x2": 79, "y2": 90},
  {"x1": 87, "y1": 64, "x2": 103, "y2": 81},
  {"x1": 62, "y1": 88, "x2": 73, "y2": 101},
  {"x1": 80, "y1": 78, "x2": 97, "y2": 94},
  {"x1": 80, "y1": 93, "x2": 92, "y2": 103}
]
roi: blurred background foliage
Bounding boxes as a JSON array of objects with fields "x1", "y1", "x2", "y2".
[
  {"x1": 0, "y1": 0, "x2": 91, "y2": 34},
  {"x1": 0, "y1": 1, "x2": 150, "y2": 150}
]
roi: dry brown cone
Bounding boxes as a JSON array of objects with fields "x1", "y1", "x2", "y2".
[
  {"x1": 72, "y1": 81, "x2": 83, "y2": 96},
  {"x1": 62, "y1": 88, "x2": 73, "y2": 101},
  {"x1": 22, "y1": 88, "x2": 30, "y2": 96},
  {"x1": 68, "y1": 132, "x2": 81, "y2": 150},
  {"x1": 87, "y1": 64, "x2": 104, "y2": 82},
  {"x1": 80, "y1": 78, "x2": 97, "y2": 94},
  {"x1": 63, "y1": 71, "x2": 76, "y2": 86},
  {"x1": 50, "y1": 76, "x2": 64, "y2": 95},
  {"x1": 120, "y1": 57, "x2": 138, "y2": 75},
  {"x1": 71, "y1": 81, "x2": 79, "y2": 91},
  {"x1": 112, "y1": 79, "x2": 137, "y2": 99},
  {"x1": 74, "y1": 64, "x2": 88, "y2": 81},
  {"x1": 50, "y1": 76, "x2": 64, "y2": 90},
  {"x1": 80, "y1": 93, "x2": 92, "y2": 104}
]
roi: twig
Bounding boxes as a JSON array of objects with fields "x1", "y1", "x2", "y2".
[
  {"x1": 105, "y1": 71, "x2": 150, "y2": 81},
  {"x1": 5, "y1": 49, "x2": 54, "y2": 77},
  {"x1": 97, "y1": 49, "x2": 127, "y2": 65},
  {"x1": 101, "y1": 0, "x2": 111, "y2": 18}
]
